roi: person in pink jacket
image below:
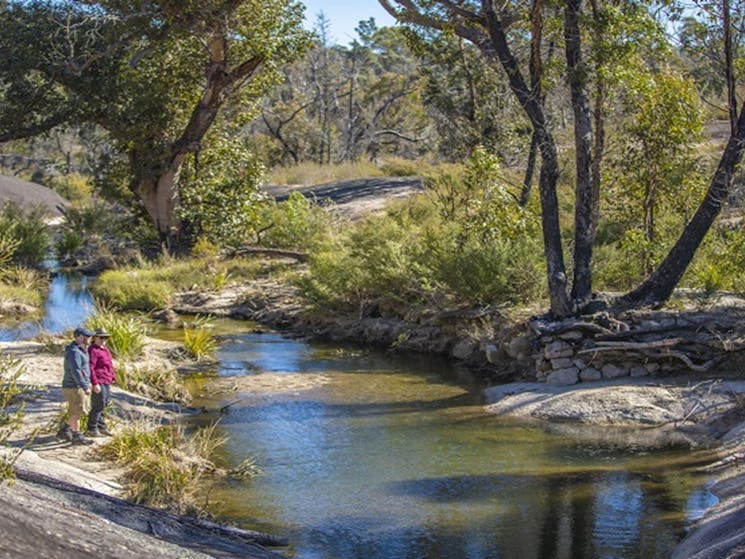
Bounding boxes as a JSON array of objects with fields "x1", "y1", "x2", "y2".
[{"x1": 86, "y1": 328, "x2": 116, "y2": 437}]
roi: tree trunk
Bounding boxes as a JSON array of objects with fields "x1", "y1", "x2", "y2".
[
  {"x1": 520, "y1": 129, "x2": 538, "y2": 206},
  {"x1": 130, "y1": 35, "x2": 262, "y2": 250},
  {"x1": 137, "y1": 157, "x2": 186, "y2": 251},
  {"x1": 620, "y1": 102, "x2": 745, "y2": 308},
  {"x1": 565, "y1": 0, "x2": 595, "y2": 304},
  {"x1": 482, "y1": 0, "x2": 572, "y2": 316}
]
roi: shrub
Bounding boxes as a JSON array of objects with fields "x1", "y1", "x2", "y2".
[
  {"x1": 96, "y1": 419, "x2": 226, "y2": 512},
  {"x1": 46, "y1": 173, "x2": 93, "y2": 202},
  {"x1": 683, "y1": 225, "x2": 745, "y2": 294},
  {"x1": 55, "y1": 229, "x2": 86, "y2": 261},
  {"x1": 0, "y1": 203, "x2": 51, "y2": 268},
  {"x1": 255, "y1": 191, "x2": 336, "y2": 251},
  {"x1": 0, "y1": 356, "x2": 26, "y2": 483},
  {"x1": 299, "y1": 199, "x2": 544, "y2": 314},
  {"x1": 87, "y1": 310, "x2": 148, "y2": 360}
]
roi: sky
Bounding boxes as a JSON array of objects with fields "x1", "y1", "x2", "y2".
[{"x1": 301, "y1": 0, "x2": 398, "y2": 44}]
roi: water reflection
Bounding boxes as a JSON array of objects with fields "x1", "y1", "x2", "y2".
[
  {"x1": 0, "y1": 272, "x2": 94, "y2": 340},
  {"x1": 187, "y1": 331, "x2": 715, "y2": 559}
]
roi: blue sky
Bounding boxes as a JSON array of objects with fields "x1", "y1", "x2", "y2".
[{"x1": 301, "y1": 0, "x2": 398, "y2": 44}]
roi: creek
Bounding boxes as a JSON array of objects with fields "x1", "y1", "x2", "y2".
[
  {"x1": 0, "y1": 271, "x2": 94, "y2": 340},
  {"x1": 178, "y1": 322, "x2": 716, "y2": 559},
  {"x1": 7, "y1": 275, "x2": 717, "y2": 559}
]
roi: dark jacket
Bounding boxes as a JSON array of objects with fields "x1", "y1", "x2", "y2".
[
  {"x1": 62, "y1": 341, "x2": 91, "y2": 390},
  {"x1": 89, "y1": 343, "x2": 115, "y2": 385}
]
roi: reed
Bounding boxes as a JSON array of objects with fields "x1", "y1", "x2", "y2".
[
  {"x1": 97, "y1": 418, "x2": 227, "y2": 513},
  {"x1": 117, "y1": 364, "x2": 191, "y2": 405},
  {"x1": 87, "y1": 309, "x2": 148, "y2": 360},
  {"x1": 182, "y1": 317, "x2": 217, "y2": 362}
]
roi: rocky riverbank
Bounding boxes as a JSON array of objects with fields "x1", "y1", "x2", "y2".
[
  {"x1": 170, "y1": 275, "x2": 745, "y2": 559},
  {"x1": 3, "y1": 270, "x2": 745, "y2": 558}
]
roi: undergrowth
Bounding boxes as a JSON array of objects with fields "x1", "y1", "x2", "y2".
[
  {"x1": 96, "y1": 419, "x2": 225, "y2": 513},
  {"x1": 0, "y1": 356, "x2": 27, "y2": 483}
]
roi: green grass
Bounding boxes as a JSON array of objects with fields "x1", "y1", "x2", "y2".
[
  {"x1": 92, "y1": 257, "x2": 264, "y2": 312},
  {"x1": 117, "y1": 364, "x2": 191, "y2": 404},
  {"x1": 0, "y1": 265, "x2": 47, "y2": 310},
  {"x1": 86, "y1": 309, "x2": 148, "y2": 360},
  {"x1": 182, "y1": 320, "x2": 218, "y2": 362},
  {"x1": 96, "y1": 419, "x2": 226, "y2": 512},
  {"x1": 0, "y1": 356, "x2": 27, "y2": 483}
]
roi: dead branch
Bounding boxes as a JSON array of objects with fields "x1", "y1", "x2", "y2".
[
  {"x1": 578, "y1": 338, "x2": 683, "y2": 352},
  {"x1": 529, "y1": 318, "x2": 613, "y2": 336},
  {"x1": 226, "y1": 247, "x2": 308, "y2": 262}
]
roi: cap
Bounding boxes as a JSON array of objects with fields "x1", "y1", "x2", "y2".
[{"x1": 74, "y1": 326, "x2": 95, "y2": 337}]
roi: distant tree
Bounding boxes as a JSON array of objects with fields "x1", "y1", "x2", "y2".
[
  {"x1": 417, "y1": 34, "x2": 528, "y2": 164},
  {"x1": 0, "y1": 0, "x2": 311, "y2": 250},
  {"x1": 255, "y1": 19, "x2": 429, "y2": 166}
]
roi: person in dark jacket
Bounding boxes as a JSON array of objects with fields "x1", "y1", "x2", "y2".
[
  {"x1": 57, "y1": 326, "x2": 94, "y2": 445},
  {"x1": 86, "y1": 328, "x2": 116, "y2": 437}
]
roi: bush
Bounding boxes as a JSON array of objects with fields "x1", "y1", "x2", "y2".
[
  {"x1": 255, "y1": 191, "x2": 337, "y2": 250},
  {"x1": 46, "y1": 173, "x2": 93, "y2": 202},
  {"x1": 96, "y1": 419, "x2": 224, "y2": 512},
  {"x1": 0, "y1": 203, "x2": 51, "y2": 268},
  {"x1": 0, "y1": 356, "x2": 27, "y2": 483},
  {"x1": 297, "y1": 148, "x2": 545, "y2": 315},
  {"x1": 682, "y1": 225, "x2": 745, "y2": 294},
  {"x1": 87, "y1": 310, "x2": 148, "y2": 360},
  {"x1": 299, "y1": 198, "x2": 544, "y2": 314}
]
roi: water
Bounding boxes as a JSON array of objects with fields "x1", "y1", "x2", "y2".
[
  {"x1": 5, "y1": 277, "x2": 717, "y2": 558},
  {"x1": 0, "y1": 271, "x2": 94, "y2": 340},
  {"x1": 184, "y1": 330, "x2": 718, "y2": 559}
]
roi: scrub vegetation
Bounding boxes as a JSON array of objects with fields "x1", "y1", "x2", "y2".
[
  {"x1": 96, "y1": 419, "x2": 226, "y2": 513},
  {"x1": 0, "y1": 356, "x2": 27, "y2": 483}
]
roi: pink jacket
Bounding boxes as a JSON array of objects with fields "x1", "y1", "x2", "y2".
[{"x1": 88, "y1": 343, "x2": 115, "y2": 385}]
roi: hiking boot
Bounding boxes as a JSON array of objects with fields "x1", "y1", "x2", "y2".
[
  {"x1": 98, "y1": 426, "x2": 113, "y2": 437},
  {"x1": 85, "y1": 429, "x2": 101, "y2": 438},
  {"x1": 56, "y1": 426, "x2": 72, "y2": 442},
  {"x1": 71, "y1": 432, "x2": 93, "y2": 445}
]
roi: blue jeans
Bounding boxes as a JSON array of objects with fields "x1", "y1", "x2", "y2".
[{"x1": 87, "y1": 383, "x2": 112, "y2": 431}]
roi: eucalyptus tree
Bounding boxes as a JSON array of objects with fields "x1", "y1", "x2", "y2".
[
  {"x1": 418, "y1": 33, "x2": 528, "y2": 164},
  {"x1": 379, "y1": 0, "x2": 745, "y2": 315},
  {"x1": 620, "y1": 0, "x2": 745, "y2": 307},
  {"x1": 0, "y1": 0, "x2": 311, "y2": 250},
  {"x1": 256, "y1": 20, "x2": 429, "y2": 166}
]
